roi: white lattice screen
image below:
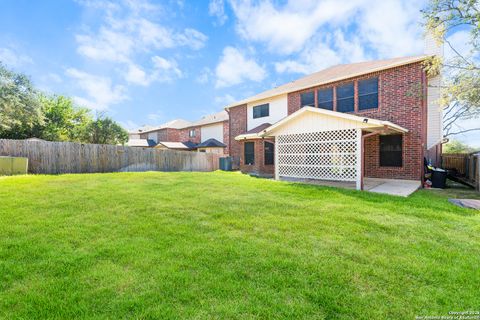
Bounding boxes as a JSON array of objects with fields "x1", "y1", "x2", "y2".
[{"x1": 277, "y1": 129, "x2": 360, "y2": 182}]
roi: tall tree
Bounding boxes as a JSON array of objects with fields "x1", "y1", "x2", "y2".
[
  {"x1": 34, "y1": 95, "x2": 92, "y2": 142},
  {"x1": 83, "y1": 115, "x2": 128, "y2": 145},
  {"x1": 422, "y1": 0, "x2": 480, "y2": 137},
  {"x1": 0, "y1": 63, "x2": 43, "y2": 139}
]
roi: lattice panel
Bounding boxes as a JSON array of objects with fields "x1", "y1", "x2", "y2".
[{"x1": 277, "y1": 129, "x2": 359, "y2": 182}]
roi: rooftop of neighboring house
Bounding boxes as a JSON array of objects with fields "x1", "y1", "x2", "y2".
[
  {"x1": 137, "y1": 110, "x2": 228, "y2": 134},
  {"x1": 225, "y1": 55, "x2": 430, "y2": 109},
  {"x1": 126, "y1": 139, "x2": 157, "y2": 147}
]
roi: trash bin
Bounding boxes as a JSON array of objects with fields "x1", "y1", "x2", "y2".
[
  {"x1": 219, "y1": 157, "x2": 233, "y2": 171},
  {"x1": 431, "y1": 168, "x2": 447, "y2": 188}
]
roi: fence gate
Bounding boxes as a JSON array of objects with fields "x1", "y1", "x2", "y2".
[{"x1": 276, "y1": 129, "x2": 361, "y2": 183}]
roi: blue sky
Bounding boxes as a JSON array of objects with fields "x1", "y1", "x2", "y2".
[{"x1": 0, "y1": 0, "x2": 478, "y2": 146}]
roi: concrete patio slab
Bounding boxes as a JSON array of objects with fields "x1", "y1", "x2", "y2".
[
  {"x1": 448, "y1": 199, "x2": 480, "y2": 210},
  {"x1": 366, "y1": 178, "x2": 421, "y2": 197},
  {"x1": 280, "y1": 177, "x2": 421, "y2": 197}
]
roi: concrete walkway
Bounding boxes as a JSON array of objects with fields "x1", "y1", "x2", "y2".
[
  {"x1": 365, "y1": 178, "x2": 421, "y2": 197},
  {"x1": 281, "y1": 177, "x2": 421, "y2": 197}
]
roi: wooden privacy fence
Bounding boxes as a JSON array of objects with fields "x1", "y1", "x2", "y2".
[
  {"x1": 442, "y1": 152, "x2": 479, "y2": 190},
  {"x1": 442, "y1": 153, "x2": 469, "y2": 175},
  {"x1": 0, "y1": 139, "x2": 220, "y2": 174}
]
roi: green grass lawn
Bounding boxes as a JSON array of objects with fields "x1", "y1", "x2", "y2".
[{"x1": 1, "y1": 172, "x2": 479, "y2": 319}]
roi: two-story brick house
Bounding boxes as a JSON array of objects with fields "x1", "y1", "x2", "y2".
[
  {"x1": 132, "y1": 111, "x2": 229, "y2": 154},
  {"x1": 226, "y1": 55, "x2": 443, "y2": 190}
]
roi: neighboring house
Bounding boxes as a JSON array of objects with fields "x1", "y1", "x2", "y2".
[
  {"x1": 154, "y1": 141, "x2": 193, "y2": 151},
  {"x1": 226, "y1": 54, "x2": 443, "y2": 190},
  {"x1": 126, "y1": 139, "x2": 157, "y2": 148},
  {"x1": 128, "y1": 110, "x2": 230, "y2": 153},
  {"x1": 196, "y1": 138, "x2": 227, "y2": 154}
]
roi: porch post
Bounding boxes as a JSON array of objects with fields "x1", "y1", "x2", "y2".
[
  {"x1": 356, "y1": 129, "x2": 362, "y2": 190},
  {"x1": 274, "y1": 137, "x2": 279, "y2": 180}
]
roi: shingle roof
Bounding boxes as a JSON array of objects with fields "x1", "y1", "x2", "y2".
[
  {"x1": 226, "y1": 55, "x2": 429, "y2": 109},
  {"x1": 196, "y1": 138, "x2": 226, "y2": 148},
  {"x1": 127, "y1": 139, "x2": 157, "y2": 147},
  {"x1": 246, "y1": 123, "x2": 272, "y2": 134},
  {"x1": 189, "y1": 110, "x2": 228, "y2": 127},
  {"x1": 156, "y1": 141, "x2": 191, "y2": 149},
  {"x1": 140, "y1": 119, "x2": 192, "y2": 134},
  {"x1": 139, "y1": 111, "x2": 229, "y2": 134}
]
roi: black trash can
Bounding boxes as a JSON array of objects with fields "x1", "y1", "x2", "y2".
[{"x1": 431, "y1": 168, "x2": 447, "y2": 188}]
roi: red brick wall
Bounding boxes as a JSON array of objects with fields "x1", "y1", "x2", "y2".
[
  {"x1": 223, "y1": 120, "x2": 230, "y2": 155},
  {"x1": 288, "y1": 62, "x2": 426, "y2": 180},
  {"x1": 239, "y1": 138, "x2": 275, "y2": 177},
  {"x1": 228, "y1": 104, "x2": 247, "y2": 166}
]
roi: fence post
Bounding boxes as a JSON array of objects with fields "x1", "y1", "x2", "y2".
[{"x1": 476, "y1": 155, "x2": 479, "y2": 192}]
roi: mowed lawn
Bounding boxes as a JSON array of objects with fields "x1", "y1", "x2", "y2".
[{"x1": 1, "y1": 172, "x2": 479, "y2": 319}]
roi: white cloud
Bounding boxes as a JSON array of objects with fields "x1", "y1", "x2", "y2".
[
  {"x1": 0, "y1": 47, "x2": 33, "y2": 68},
  {"x1": 125, "y1": 56, "x2": 182, "y2": 86},
  {"x1": 66, "y1": 68, "x2": 128, "y2": 110},
  {"x1": 228, "y1": 0, "x2": 424, "y2": 73},
  {"x1": 196, "y1": 67, "x2": 212, "y2": 84},
  {"x1": 125, "y1": 64, "x2": 150, "y2": 86},
  {"x1": 75, "y1": 0, "x2": 207, "y2": 86},
  {"x1": 275, "y1": 31, "x2": 368, "y2": 74},
  {"x1": 215, "y1": 46, "x2": 266, "y2": 87},
  {"x1": 215, "y1": 93, "x2": 236, "y2": 105},
  {"x1": 356, "y1": 0, "x2": 423, "y2": 58},
  {"x1": 209, "y1": 0, "x2": 228, "y2": 25},
  {"x1": 228, "y1": 0, "x2": 364, "y2": 55}
]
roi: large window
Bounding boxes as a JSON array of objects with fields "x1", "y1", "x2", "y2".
[
  {"x1": 189, "y1": 129, "x2": 196, "y2": 138},
  {"x1": 358, "y1": 77, "x2": 378, "y2": 110},
  {"x1": 300, "y1": 91, "x2": 315, "y2": 108},
  {"x1": 244, "y1": 142, "x2": 255, "y2": 165},
  {"x1": 253, "y1": 104, "x2": 269, "y2": 118},
  {"x1": 380, "y1": 135, "x2": 402, "y2": 167},
  {"x1": 336, "y1": 82, "x2": 354, "y2": 112},
  {"x1": 264, "y1": 141, "x2": 274, "y2": 165},
  {"x1": 317, "y1": 88, "x2": 333, "y2": 110}
]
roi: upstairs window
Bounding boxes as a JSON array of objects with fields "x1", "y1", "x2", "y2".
[
  {"x1": 300, "y1": 91, "x2": 315, "y2": 108},
  {"x1": 336, "y1": 83, "x2": 354, "y2": 112},
  {"x1": 317, "y1": 88, "x2": 333, "y2": 110},
  {"x1": 380, "y1": 135, "x2": 402, "y2": 167},
  {"x1": 189, "y1": 129, "x2": 196, "y2": 138},
  {"x1": 358, "y1": 77, "x2": 379, "y2": 110},
  {"x1": 264, "y1": 141, "x2": 274, "y2": 165},
  {"x1": 244, "y1": 142, "x2": 255, "y2": 165},
  {"x1": 253, "y1": 104, "x2": 269, "y2": 118}
]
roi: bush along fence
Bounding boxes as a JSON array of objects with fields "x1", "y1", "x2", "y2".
[{"x1": 0, "y1": 139, "x2": 220, "y2": 174}]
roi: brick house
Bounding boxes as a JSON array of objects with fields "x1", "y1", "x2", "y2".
[
  {"x1": 226, "y1": 55, "x2": 443, "y2": 190},
  {"x1": 131, "y1": 111, "x2": 229, "y2": 154}
]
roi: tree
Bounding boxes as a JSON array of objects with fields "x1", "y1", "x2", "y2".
[
  {"x1": 422, "y1": 0, "x2": 480, "y2": 137},
  {"x1": 34, "y1": 95, "x2": 92, "y2": 142},
  {"x1": 443, "y1": 139, "x2": 477, "y2": 153},
  {"x1": 0, "y1": 63, "x2": 43, "y2": 139},
  {"x1": 83, "y1": 115, "x2": 128, "y2": 145}
]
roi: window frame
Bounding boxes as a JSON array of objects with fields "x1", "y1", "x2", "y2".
[
  {"x1": 358, "y1": 77, "x2": 379, "y2": 111},
  {"x1": 317, "y1": 87, "x2": 334, "y2": 110},
  {"x1": 189, "y1": 129, "x2": 196, "y2": 138},
  {"x1": 252, "y1": 103, "x2": 270, "y2": 119},
  {"x1": 336, "y1": 82, "x2": 355, "y2": 112},
  {"x1": 264, "y1": 141, "x2": 274, "y2": 165},
  {"x1": 379, "y1": 134, "x2": 403, "y2": 167},
  {"x1": 244, "y1": 142, "x2": 255, "y2": 165},
  {"x1": 300, "y1": 91, "x2": 315, "y2": 108}
]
